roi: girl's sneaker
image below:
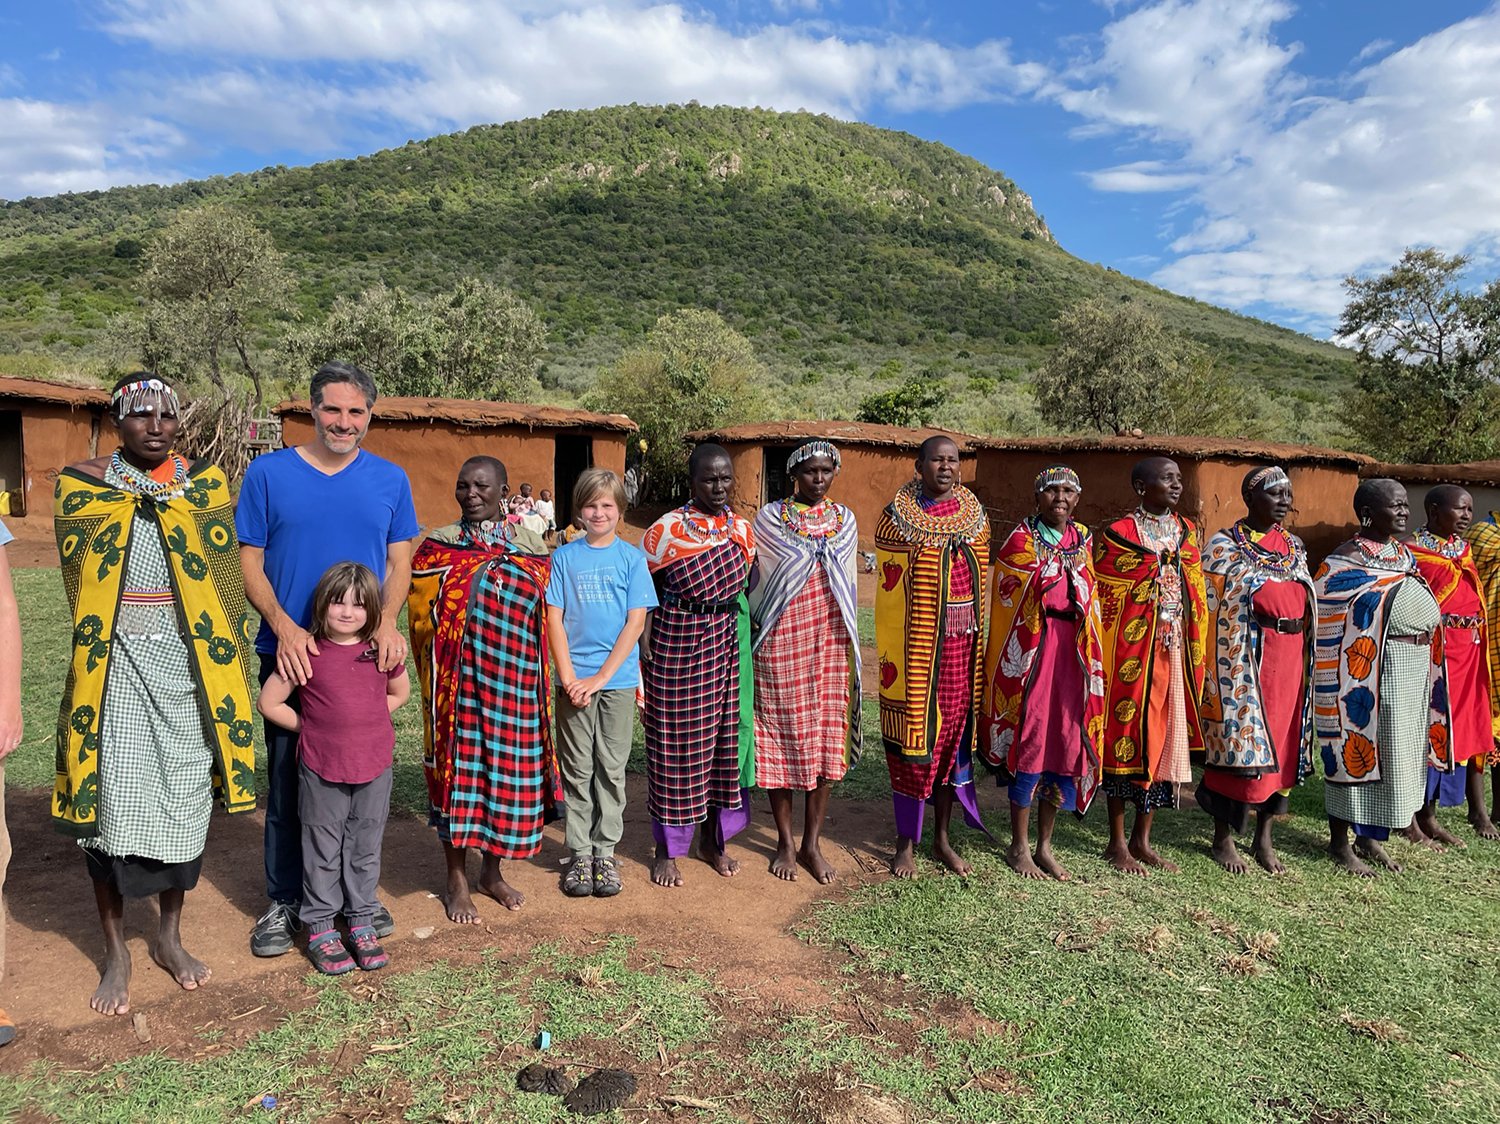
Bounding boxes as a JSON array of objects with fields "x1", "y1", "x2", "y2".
[
  {"x1": 563, "y1": 855, "x2": 594, "y2": 897},
  {"x1": 349, "y1": 925, "x2": 389, "y2": 971},
  {"x1": 307, "y1": 929, "x2": 355, "y2": 975},
  {"x1": 593, "y1": 855, "x2": 623, "y2": 897}
]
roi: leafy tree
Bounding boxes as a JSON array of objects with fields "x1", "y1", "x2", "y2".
[
  {"x1": 857, "y1": 372, "x2": 950, "y2": 427},
  {"x1": 1339, "y1": 247, "x2": 1500, "y2": 463},
  {"x1": 115, "y1": 206, "x2": 294, "y2": 406},
  {"x1": 585, "y1": 309, "x2": 763, "y2": 496},
  {"x1": 1033, "y1": 299, "x2": 1243, "y2": 436},
  {"x1": 288, "y1": 277, "x2": 547, "y2": 401}
]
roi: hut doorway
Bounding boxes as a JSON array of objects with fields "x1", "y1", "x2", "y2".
[
  {"x1": 761, "y1": 444, "x2": 800, "y2": 505},
  {"x1": 554, "y1": 435, "x2": 594, "y2": 528},
  {"x1": 0, "y1": 411, "x2": 22, "y2": 517}
]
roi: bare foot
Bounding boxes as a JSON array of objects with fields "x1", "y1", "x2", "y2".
[
  {"x1": 1401, "y1": 823, "x2": 1443, "y2": 852},
  {"x1": 798, "y1": 843, "x2": 837, "y2": 884},
  {"x1": 652, "y1": 856, "x2": 684, "y2": 888},
  {"x1": 769, "y1": 842, "x2": 799, "y2": 881},
  {"x1": 91, "y1": 950, "x2": 131, "y2": 1016},
  {"x1": 1104, "y1": 841, "x2": 1148, "y2": 876},
  {"x1": 152, "y1": 939, "x2": 211, "y2": 991},
  {"x1": 445, "y1": 868, "x2": 480, "y2": 924},
  {"x1": 1355, "y1": 837, "x2": 1403, "y2": 873},
  {"x1": 1329, "y1": 840, "x2": 1377, "y2": 877},
  {"x1": 1469, "y1": 811, "x2": 1500, "y2": 840},
  {"x1": 931, "y1": 839, "x2": 971, "y2": 876},
  {"x1": 697, "y1": 839, "x2": 740, "y2": 877},
  {"x1": 1252, "y1": 841, "x2": 1287, "y2": 875},
  {"x1": 1033, "y1": 844, "x2": 1071, "y2": 882},
  {"x1": 1426, "y1": 822, "x2": 1466, "y2": 849},
  {"x1": 1130, "y1": 842, "x2": 1180, "y2": 873},
  {"x1": 476, "y1": 871, "x2": 525, "y2": 911},
  {"x1": 1006, "y1": 840, "x2": 1045, "y2": 880},
  {"x1": 890, "y1": 838, "x2": 917, "y2": 879},
  {"x1": 1211, "y1": 837, "x2": 1248, "y2": 875}
]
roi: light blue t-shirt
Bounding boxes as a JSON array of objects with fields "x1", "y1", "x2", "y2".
[
  {"x1": 0, "y1": 517, "x2": 11, "y2": 548},
  {"x1": 545, "y1": 536, "x2": 658, "y2": 690},
  {"x1": 235, "y1": 447, "x2": 419, "y2": 654}
]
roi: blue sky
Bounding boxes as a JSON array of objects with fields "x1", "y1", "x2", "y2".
[{"x1": 3, "y1": 1, "x2": 1498, "y2": 337}]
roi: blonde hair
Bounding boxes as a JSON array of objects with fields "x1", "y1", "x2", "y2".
[
  {"x1": 573, "y1": 468, "x2": 627, "y2": 512},
  {"x1": 310, "y1": 561, "x2": 382, "y2": 643}
]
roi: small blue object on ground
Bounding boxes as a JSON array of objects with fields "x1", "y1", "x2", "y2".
[
  {"x1": 261, "y1": 1095, "x2": 278, "y2": 1110},
  {"x1": 536, "y1": 1030, "x2": 552, "y2": 1050}
]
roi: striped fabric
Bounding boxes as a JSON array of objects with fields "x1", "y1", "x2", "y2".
[
  {"x1": 1463, "y1": 517, "x2": 1500, "y2": 744},
  {"x1": 643, "y1": 542, "x2": 751, "y2": 826},
  {"x1": 444, "y1": 559, "x2": 560, "y2": 858}
]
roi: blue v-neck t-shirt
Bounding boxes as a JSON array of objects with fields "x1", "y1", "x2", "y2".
[{"x1": 235, "y1": 447, "x2": 419, "y2": 654}]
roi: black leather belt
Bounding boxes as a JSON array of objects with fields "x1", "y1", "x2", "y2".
[
  {"x1": 1254, "y1": 612, "x2": 1304, "y2": 634},
  {"x1": 660, "y1": 591, "x2": 739, "y2": 614},
  {"x1": 1388, "y1": 632, "x2": 1433, "y2": 646},
  {"x1": 1044, "y1": 609, "x2": 1080, "y2": 621}
]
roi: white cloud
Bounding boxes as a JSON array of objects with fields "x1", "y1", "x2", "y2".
[
  {"x1": 1053, "y1": 0, "x2": 1500, "y2": 330},
  {"x1": 0, "y1": 98, "x2": 183, "y2": 198}
]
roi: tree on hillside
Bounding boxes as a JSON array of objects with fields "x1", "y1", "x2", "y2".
[
  {"x1": 1339, "y1": 247, "x2": 1500, "y2": 463},
  {"x1": 288, "y1": 278, "x2": 547, "y2": 401},
  {"x1": 114, "y1": 206, "x2": 294, "y2": 408},
  {"x1": 585, "y1": 309, "x2": 763, "y2": 496},
  {"x1": 857, "y1": 371, "x2": 950, "y2": 427},
  {"x1": 1033, "y1": 299, "x2": 1254, "y2": 437}
]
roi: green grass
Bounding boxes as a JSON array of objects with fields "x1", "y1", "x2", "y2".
[
  {"x1": 0, "y1": 941, "x2": 722, "y2": 1123},
  {"x1": 805, "y1": 783, "x2": 1500, "y2": 1123}
]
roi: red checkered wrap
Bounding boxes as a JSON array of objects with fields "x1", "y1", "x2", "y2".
[
  {"x1": 753, "y1": 565, "x2": 852, "y2": 790},
  {"x1": 644, "y1": 542, "x2": 750, "y2": 826}
]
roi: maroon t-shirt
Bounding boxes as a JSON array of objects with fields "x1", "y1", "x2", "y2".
[{"x1": 298, "y1": 641, "x2": 403, "y2": 784}]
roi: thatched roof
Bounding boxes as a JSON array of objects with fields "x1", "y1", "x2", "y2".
[
  {"x1": 972, "y1": 433, "x2": 1374, "y2": 468},
  {"x1": 685, "y1": 420, "x2": 981, "y2": 452},
  {"x1": 0, "y1": 375, "x2": 109, "y2": 409},
  {"x1": 274, "y1": 396, "x2": 637, "y2": 433},
  {"x1": 1363, "y1": 460, "x2": 1500, "y2": 487}
]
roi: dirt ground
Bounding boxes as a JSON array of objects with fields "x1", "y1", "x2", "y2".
[{"x1": 0, "y1": 773, "x2": 963, "y2": 1076}]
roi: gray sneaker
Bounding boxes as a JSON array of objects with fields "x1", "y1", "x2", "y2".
[
  {"x1": 593, "y1": 855, "x2": 623, "y2": 898},
  {"x1": 250, "y1": 900, "x2": 301, "y2": 957},
  {"x1": 373, "y1": 902, "x2": 394, "y2": 939},
  {"x1": 563, "y1": 855, "x2": 594, "y2": 897}
]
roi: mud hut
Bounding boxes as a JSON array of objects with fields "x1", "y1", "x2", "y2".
[
  {"x1": 274, "y1": 396, "x2": 637, "y2": 531},
  {"x1": 0, "y1": 376, "x2": 115, "y2": 541},
  {"x1": 973, "y1": 435, "x2": 1373, "y2": 561},
  {"x1": 685, "y1": 421, "x2": 982, "y2": 547}
]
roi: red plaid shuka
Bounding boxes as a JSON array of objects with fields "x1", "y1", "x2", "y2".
[
  {"x1": 644, "y1": 540, "x2": 752, "y2": 826},
  {"x1": 408, "y1": 537, "x2": 559, "y2": 858}
]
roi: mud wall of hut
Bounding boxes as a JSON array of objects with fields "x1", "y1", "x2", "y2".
[{"x1": 0, "y1": 403, "x2": 115, "y2": 541}]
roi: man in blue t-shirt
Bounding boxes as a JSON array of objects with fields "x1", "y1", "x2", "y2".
[{"x1": 236, "y1": 361, "x2": 419, "y2": 957}]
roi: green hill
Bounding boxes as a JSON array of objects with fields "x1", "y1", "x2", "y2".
[{"x1": 0, "y1": 104, "x2": 1354, "y2": 442}]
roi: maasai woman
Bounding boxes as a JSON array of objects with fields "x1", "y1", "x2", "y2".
[
  {"x1": 1405, "y1": 485, "x2": 1494, "y2": 844},
  {"x1": 1196, "y1": 466, "x2": 1317, "y2": 875},
  {"x1": 749, "y1": 440, "x2": 861, "y2": 885},
  {"x1": 1463, "y1": 511, "x2": 1500, "y2": 836},
  {"x1": 1315, "y1": 479, "x2": 1451, "y2": 876},
  {"x1": 875, "y1": 435, "x2": 990, "y2": 878},
  {"x1": 408, "y1": 455, "x2": 556, "y2": 921},
  {"x1": 55, "y1": 373, "x2": 257, "y2": 1016},
  {"x1": 982, "y1": 464, "x2": 1104, "y2": 882},
  {"x1": 642, "y1": 443, "x2": 756, "y2": 888},
  {"x1": 1094, "y1": 457, "x2": 1208, "y2": 876}
]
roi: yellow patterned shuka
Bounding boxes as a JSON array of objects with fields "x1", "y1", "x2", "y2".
[{"x1": 53, "y1": 461, "x2": 258, "y2": 836}]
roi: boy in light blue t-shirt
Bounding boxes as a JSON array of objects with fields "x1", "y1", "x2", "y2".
[{"x1": 545, "y1": 469, "x2": 657, "y2": 898}]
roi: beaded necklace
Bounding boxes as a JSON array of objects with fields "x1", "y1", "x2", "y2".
[
  {"x1": 1354, "y1": 535, "x2": 1410, "y2": 568},
  {"x1": 889, "y1": 481, "x2": 985, "y2": 545},
  {"x1": 1027, "y1": 515, "x2": 1087, "y2": 565},
  {"x1": 778, "y1": 498, "x2": 845, "y2": 540},
  {"x1": 459, "y1": 519, "x2": 509, "y2": 549},
  {"x1": 680, "y1": 502, "x2": 736, "y2": 543},
  {"x1": 1414, "y1": 527, "x2": 1467, "y2": 559},
  {"x1": 109, "y1": 450, "x2": 187, "y2": 503},
  {"x1": 1229, "y1": 520, "x2": 1299, "y2": 575}
]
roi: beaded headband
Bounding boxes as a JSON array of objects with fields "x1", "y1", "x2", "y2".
[
  {"x1": 787, "y1": 440, "x2": 841, "y2": 473},
  {"x1": 1034, "y1": 465, "x2": 1081, "y2": 494},
  {"x1": 111, "y1": 377, "x2": 180, "y2": 421},
  {"x1": 1244, "y1": 465, "x2": 1289, "y2": 496}
]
